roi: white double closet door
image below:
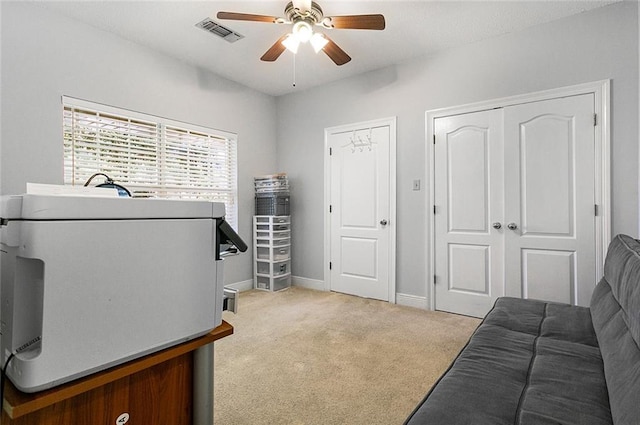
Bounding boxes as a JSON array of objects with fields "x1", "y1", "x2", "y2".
[{"x1": 434, "y1": 94, "x2": 596, "y2": 317}]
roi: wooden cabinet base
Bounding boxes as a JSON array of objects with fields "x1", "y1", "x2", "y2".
[{"x1": 2, "y1": 321, "x2": 233, "y2": 425}]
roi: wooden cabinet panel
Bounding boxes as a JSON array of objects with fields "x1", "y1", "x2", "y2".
[
  {"x1": 2, "y1": 322, "x2": 233, "y2": 425},
  {"x1": 3, "y1": 354, "x2": 191, "y2": 425}
]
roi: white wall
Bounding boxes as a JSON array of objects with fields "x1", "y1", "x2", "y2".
[
  {"x1": 2, "y1": 2, "x2": 638, "y2": 297},
  {"x1": 276, "y1": 1, "x2": 639, "y2": 299},
  {"x1": 0, "y1": 2, "x2": 278, "y2": 284}
]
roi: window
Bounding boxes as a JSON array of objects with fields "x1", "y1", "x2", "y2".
[{"x1": 62, "y1": 97, "x2": 238, "y2": 228}]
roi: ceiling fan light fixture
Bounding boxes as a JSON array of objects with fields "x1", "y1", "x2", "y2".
[
  {"x1": 292, "y1": 20, "x2": 313, "y2": 42},
  {"x1": 218, "y1": 1, "x2": 385, "y2": 65},
  {"x1": 282, "y1": 33, "x2": 301, "y2": 53},
  {"x1": 310, "y1": 32, "x2": 328, "y2": 53}
]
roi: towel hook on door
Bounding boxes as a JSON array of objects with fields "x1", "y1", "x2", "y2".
[{"x1": 345, "y1": 128, "x2": 374, "y2": 153}]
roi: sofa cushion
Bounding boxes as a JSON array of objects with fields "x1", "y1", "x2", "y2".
[
  {"x1": 517, "y1": 337, "x2": 611, "y2": 424},
  {"x1": 405, "y1": 297, "x2": 612, "y2": 425},
  {"x1": 540, "y1": 303, "x2": 599, "y2": 347},
  {"x1": 590, "y1": 234, "x2": 640, "y2": 425}
]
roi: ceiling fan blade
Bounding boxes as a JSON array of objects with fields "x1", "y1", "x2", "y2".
[
  {"x1": 321, "y1": 35, "x2": 351, "y2": 66},
  {"x1": 261, "y1": 35, "x2": 289, "y2": 62},
  {"x1": 325, "y1": 14, "x2": 386, "y2": 30},
  {"x1": 217, "y1": 11, "x2": 279, "y2": 23}
]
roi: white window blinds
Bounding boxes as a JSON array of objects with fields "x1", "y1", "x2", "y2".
[{"x1": 62, "y1": 97, "x2": 238, "y2": 228}]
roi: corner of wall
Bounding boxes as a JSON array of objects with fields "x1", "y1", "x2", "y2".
[{"x1": 396, "y1": 293, "x2": 429, "y2": 310}]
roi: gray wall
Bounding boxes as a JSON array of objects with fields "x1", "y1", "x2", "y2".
[
  {"x1": 276, "y1": 1, "x2": 639, "y2": 298},
  {"x1": 0, "y1": 2, "x2": 278, "y2": 284},
  {"x1": 2, "y1": 2, "x2": 638, "y2": 296}
]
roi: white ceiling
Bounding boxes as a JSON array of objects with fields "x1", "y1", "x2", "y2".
[{"x1": 37, "y1": 1, "x2": 619, "y2": 97}]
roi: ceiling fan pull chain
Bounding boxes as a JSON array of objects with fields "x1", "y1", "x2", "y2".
[{"x1": 292, "y1": 53, "x2": 296, "y2": 87}]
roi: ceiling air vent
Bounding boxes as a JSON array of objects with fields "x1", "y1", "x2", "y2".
[{"x1": 196, "y1": 18, "x2": 244, "y2": 43}]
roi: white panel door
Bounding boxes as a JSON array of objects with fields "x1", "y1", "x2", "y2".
[
  {"x1": 434, "y1": 94, "x2": 596, "y2": 317},
  {"x1": 504, "y1": 94, "x2": 595, "y2": 306},
  {"x1": 329, "y1": 125, "x2": 391, "y2": 301},
  {"x1": 434, "y1": 109, "x2": 505, "y2": 317}
]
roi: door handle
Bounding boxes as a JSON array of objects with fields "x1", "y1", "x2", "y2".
[
  {"x1": 507, "y1": 222, "x2": 518, "y2": 231},
  {"x1": 492, "y1": 222, "x2": 502, "y2": 230},
  {"x1": 380, "y1": 219, "x2": 388, "y2": 226}
]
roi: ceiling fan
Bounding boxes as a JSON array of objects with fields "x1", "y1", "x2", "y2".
[{"x1": 217, "y1": 0, "x2": 385, "y2": 66}]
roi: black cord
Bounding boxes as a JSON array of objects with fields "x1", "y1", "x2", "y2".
[
  {"x1": 84, "y1": 172, "x2": 114, "y2": 187},
  {"x1": 0, "y1": 336, "x2": 41, "y2": 421},
  {"x1": 1, "y1": 353, "x2": 15, "y2": 424},
  {"x1": 83, "y1": 172, "x2": 132, "y2": 197}
]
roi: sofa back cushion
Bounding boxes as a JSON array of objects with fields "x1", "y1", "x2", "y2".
[{"x1": 590, "y1": 234, "x2": 640, "y2": 424}]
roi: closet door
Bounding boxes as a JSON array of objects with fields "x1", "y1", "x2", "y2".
[
  {"x1": 433, "y1": 109, "x2": 505, "y2": 317},
  {"x1": 503, "y1": 94, "x2": 595, "y2": 306},
  {"x1": 433, "y1": 94, "x2": 597, "y2": 317}
]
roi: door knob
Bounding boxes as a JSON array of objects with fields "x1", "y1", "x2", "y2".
[
  {"x1": 492, "y1": 222, "x2": 502, "y2": 230},
  {"x1": 380, "y1": 219, "x2": 388, "y2": 226},
  {"x1": 507, "y1": 222, "x2": 518, "y2": 230}
]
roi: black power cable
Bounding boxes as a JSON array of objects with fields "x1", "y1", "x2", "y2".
[
  {"x1": 1, "y1": 337, "x2": 42, "y2": 423},
  {"x1": 1, "y1": 353, "x2": 16, "y2": 424},
  {"x1": 84, "y1": 172, "x2": 132, "y2": 197}
]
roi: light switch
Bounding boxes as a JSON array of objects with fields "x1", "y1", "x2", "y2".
[{"x1": 413, "y1": 179, "x2": 421, "y2": 191}]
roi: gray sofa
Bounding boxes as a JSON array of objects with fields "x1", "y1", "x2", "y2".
[{"x1": 405, "y1": 234, "x2": 640, "y2": 425}]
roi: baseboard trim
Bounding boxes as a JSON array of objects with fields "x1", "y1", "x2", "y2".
[
  {"x1": 238, "y1": 277, "x2": 429, "y2": 308},
  {"x1": 226, "y1": 279, "x2": 254, "y2": 292},
  {"x1": 396, "y1": 293, "x2": 429, "y2": 310},
  {"x1": 292, "y1": 276, "x2": 326, "y2": 291}
]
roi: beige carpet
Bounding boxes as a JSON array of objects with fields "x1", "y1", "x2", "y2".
[{"x1": 214, "y1": 287, "x2": 480, "y2": 425}]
